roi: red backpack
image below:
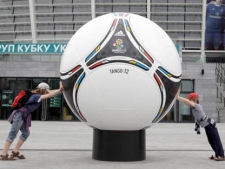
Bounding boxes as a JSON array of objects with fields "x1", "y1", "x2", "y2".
[{"x1": 11, "y1": 90, "x2": 33, "y2": 110}]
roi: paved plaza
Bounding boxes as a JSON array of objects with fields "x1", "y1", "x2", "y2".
[{"x1": 0, "y1": 121, "x2": 225, "y2": 169}]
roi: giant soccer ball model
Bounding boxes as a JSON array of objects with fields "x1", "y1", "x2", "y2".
[{"x1": 60, "y1": 13, "x2": 181, "y2": 130}]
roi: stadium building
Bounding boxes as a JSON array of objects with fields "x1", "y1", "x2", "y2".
[{"x1": 0, "y1": 0, "x2": 224, "y2": 123}]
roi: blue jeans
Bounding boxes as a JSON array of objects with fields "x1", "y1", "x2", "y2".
[{"x1": 6, "y1": 111, "x2": 30, "y2": 143}]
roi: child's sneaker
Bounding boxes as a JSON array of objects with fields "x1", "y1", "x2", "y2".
[{"x1": 214, "y1": 156, "x2": 225, "y2": 161}]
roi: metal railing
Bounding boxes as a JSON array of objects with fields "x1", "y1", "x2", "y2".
[
  {"x1": 215, "y1": 63, "x2": 225, "y2": 91},
  {"x1": 215, "y1": 63, "x2": 225, "y2": 122},
  {"x1": 216, "y1": 107, "x2": 220, "y2": 123}
]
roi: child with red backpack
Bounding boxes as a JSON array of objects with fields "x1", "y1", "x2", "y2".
[{"x1": 0, "y1": 81, "x2": 64, "y2": 160}]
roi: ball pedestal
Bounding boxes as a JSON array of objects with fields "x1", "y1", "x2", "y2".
[{"x1": 92, "y1": 129, "x2": 146, "y2": 161}]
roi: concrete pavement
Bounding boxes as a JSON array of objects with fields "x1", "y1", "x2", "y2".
[{"x1": 0, "y1": 121, "x2": 225, "y2": 169}]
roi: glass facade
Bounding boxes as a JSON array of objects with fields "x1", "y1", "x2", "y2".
[
  {"x1": 0, "y1": 0, "x2": 203, "y2": 51},
  {"x1": 2, "y1": 0, "x2": 224, "y2": 63},
  {"x1": 0, "y1": 77, "x2": 78, "y2": 121},
  {"x1": 0, "y1": 78, "x2": 194, "y2": 122},
  {"x1": 0, "y1": 1, "x2": 208, "y2": 122}
]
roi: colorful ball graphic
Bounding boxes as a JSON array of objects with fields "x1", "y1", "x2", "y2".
[{"x1": 60, "y1": 13, "x2": 182, "y2": 130}]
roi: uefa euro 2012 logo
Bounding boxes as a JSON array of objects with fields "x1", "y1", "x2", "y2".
[{"x1": 112, "y1": 38, "x2": 126, "y2": 53}]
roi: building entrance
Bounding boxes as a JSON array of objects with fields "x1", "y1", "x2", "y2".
[{"x1": 0, "y1": 77, "x2": 77, "y2": 121}]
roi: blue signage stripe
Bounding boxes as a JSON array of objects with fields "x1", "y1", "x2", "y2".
[{"x1": 0, "y1": 43, "x2": 67, "y2": 54}]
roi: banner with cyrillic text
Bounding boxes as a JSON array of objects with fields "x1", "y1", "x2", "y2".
[{"x1": 0, "y1": 44, "x2": 67, "y2": 54}]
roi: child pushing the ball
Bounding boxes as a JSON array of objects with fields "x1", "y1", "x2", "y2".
[
  {"x1": 176, "y1": 90, "x2": 224, "y2": 161},
  {"x1": 0, "y1": 81, "x2": 64, "y2": 161}
]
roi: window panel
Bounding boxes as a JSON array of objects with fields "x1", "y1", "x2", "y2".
[{"x1": 180, "y1": 80, "x2": 194, "y2": 92}]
